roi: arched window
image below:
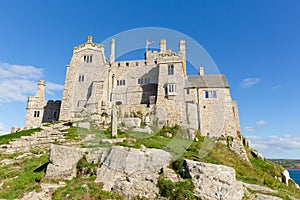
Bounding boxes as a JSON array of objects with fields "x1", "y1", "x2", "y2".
[{"x1": 168, "y1": 64, "x2": 174, "y2": 75}]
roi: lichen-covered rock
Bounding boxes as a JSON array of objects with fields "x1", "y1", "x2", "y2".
[
  {"x1": 46, "y1": 144, "x2": 107, "y2": 179},
  {"x1": 95, "y1": 146, "x2": 172, "y2": 198},
  {"x1": 112, "y1": 172, "x2": 159, "y2": 199},
  {"x1": 250, "y1": 193, "x2": 282, "y2": 200},
  {"x1": 122, "y1": 117, "x2": 141, "y2": 128},
  {"x1": 183, "y1": 159, "x2": 244, "y2": 200}
]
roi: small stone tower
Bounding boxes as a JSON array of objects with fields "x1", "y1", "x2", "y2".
[{"x1": 25, "y1": 80, "x2": 47, "y2": 128}]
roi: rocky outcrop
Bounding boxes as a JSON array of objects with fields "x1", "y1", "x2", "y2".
[
  {"x1": 251, "y1": 149, "x2": 265, "y2": 160},
  {"x1": 21, "y1": 182, "x2": 66, "y2": 200},
  {"x1": 250, "y1": 193, "x2": 282, "y2": 200},
  {"x1": 46, "y1": 144, "x2": 107, "y2": 179},
  {"x1": 183, "y1": 159, "x2": 244, "y2": 200},
  {"x1": 282, "y1": 170, "x2": 291, "y2": 186},
  {"x1": 95, "y1": 146, "x2": 172, "y2": 199}
]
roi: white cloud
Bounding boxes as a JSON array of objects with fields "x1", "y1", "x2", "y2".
[
  {"x1": 244, "y1": 126, "x2": 256, "y2": 132},
  {"x1": 247, "y1": 134, "x2": 300, "y2": 157},
  {"x1": 0, "y1": 79, "x2": 37, "y2": 103},
  {"x1": 45, "y1": 82, "x2": 64, "y2": 95},
  {"x1": 0, "y1": 62, "x2": 43, "y2": 79},
  {"x1": 240, "y1": 78, "x2": 260, "y2": 89},
  {"x1": 0, "y1": 122, "x2": 9, "y2": 135},
  {"x1": 256, "y1": 120, "x2": 267, "y2": 126},
  {"x1": 0, "y1": 62, "x2": 63, "y2": 103}
]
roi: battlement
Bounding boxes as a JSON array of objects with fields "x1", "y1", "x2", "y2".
[{"x1": 111, "y1": 59, "x2": 157, "y2": 68}]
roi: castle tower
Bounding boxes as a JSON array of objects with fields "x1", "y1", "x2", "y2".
[
  {"x1": 59, "y1": 36, "x2": 110, "y2": 121},
  {"x1": 159, "y1": 39, "x2": 166, "y2": 52},
  {"x1": 155, "y1": 39, "x2": 188, "y2": 126},
  {"x1": 25, "y1": 80, "x2": 47, "y2": 128}
]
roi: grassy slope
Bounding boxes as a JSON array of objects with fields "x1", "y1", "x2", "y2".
[
  {"x1": 1, "y1": 126, "x2": 300, "y2": 199},
  {"x1": 0, "y1": 128, "x2": 41, "y2": 145}
]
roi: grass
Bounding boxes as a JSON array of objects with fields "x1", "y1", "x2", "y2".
[
  {"x1": 52, "y1": 176, "x2": 122, "y2": 200},
  {"x1": 0, "y1": 128, "x2": 41, "y2": 145},
  {"x1": 0, "y1": 153, "x2": 48, "y2": 200},
  {"x1": 157, "y1": 176, "x2": 195, "y2": 199}
]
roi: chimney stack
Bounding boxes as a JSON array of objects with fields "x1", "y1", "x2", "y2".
[
  {"x1": 110, "y1": 38, "x2": 115, "y2": 63},
  {"x1": 199, "y1": 67, "x2": 204, "y2": 76}
]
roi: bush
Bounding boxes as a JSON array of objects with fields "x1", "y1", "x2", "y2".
[{"x1": 157, "y1": 177, "x2": 195, "y2": 199}]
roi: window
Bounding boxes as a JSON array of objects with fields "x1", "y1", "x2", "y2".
[
  {"x1": 205, "y1": 90, "x2": 217, "y2": 98},
  {"x1": 54, "y1": 111, "x2": 58, "y2": 118},
  {"x1": 79, "y1": 75, "x2": 84, "y2": 82},
  {"x1": 186, "y1": 89, "x2": 190, "y2": 94},
  {"x1": 126, "y1": 62, "x2": 129, "y2": 66},
  {"x1": 117, "y1": 79, "x2": 126, "y2": 86},
  {"x1": 34, "y1": 111, "x2": 40, "y2": 118},
  {"x1": 138, "y1": 78, "x2": 143, "y2": 85},
  {"x1": 168, "y1": 64, "x2": 174, "y2": 75},
  {"x1": 138, "y1": 78, "x2": 150, "y2": 85},
  {"x1": 167, "y1": 84, "x2": 177, "y2": 95},
  {"x1": 154, "y1": 60, "x2": 158, "y2": 64},
  {"x1": 83, "y1": 55, "x2": 93, "y2": 63},
  {"x1": 145, "y1": 78, "x2": 150, "y2": 84}
]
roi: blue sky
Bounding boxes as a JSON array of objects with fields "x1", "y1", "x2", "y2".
[{"x1": 0, "y1": 0, "x2": 300, "y2": 159}]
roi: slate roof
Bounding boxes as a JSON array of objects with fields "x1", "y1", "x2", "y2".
[{"x1": 185, "y1": 74, "x2": 230, "y2": 88}]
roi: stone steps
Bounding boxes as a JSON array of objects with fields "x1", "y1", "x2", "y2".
[{"x1": 5, "y1": 123, "x2": 70, "y2": 154}]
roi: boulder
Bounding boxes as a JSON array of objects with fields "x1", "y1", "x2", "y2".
[
  {"x1": 77, "y1": 121, "x2": 90, "y2": 129},
  {"x1": 183, "y1": 159, "x2": 244, "y2": 200},
  {"x1": 95, "y1": 146, "x2": 172, "y2": 198},
  {"x1": 46, "y1": 145, "x2": 85, "y2": 179},
  {"x1": 46, "y1": 144, "x2": 107, "y2": 179},
  {"x1": 122, "y1": 118, "x2": 141, "y2": 128},
  {"x1": 112, "y1": 172, "x2": 159, "y2": 199}
]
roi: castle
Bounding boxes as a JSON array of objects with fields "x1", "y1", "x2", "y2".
[{"x1": 25, "y1": 36, "x2": 240, "y2": 138}]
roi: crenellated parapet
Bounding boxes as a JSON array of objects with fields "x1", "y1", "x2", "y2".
[{"x1": 73, "y1": 36, "x2": 104, "y2": 54}]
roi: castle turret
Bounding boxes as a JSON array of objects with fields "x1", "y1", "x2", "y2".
[
  {"x1": 110, "y1": 38, "x2": 115, "y2": 63},
  {"x1": 179, "y1": 40, "x2": 186, "y2": 58},
  {"x1": 179, "y1": 40, "x2": 187, "y2": 77},
  {"x1": 159, "y1": 39, "x2": 166, "y2": 52},
  {"x1": 35, "y1": 80, "x2": 45, "y2": 100}
]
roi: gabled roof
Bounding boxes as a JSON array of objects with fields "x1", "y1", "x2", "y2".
[{"x1": 186, "y1": 74, "x2": 230, "y2": 88}]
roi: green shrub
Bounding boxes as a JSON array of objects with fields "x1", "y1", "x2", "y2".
[{"x1": 157, "y1": 177, "x2": 195, "y2": 199}]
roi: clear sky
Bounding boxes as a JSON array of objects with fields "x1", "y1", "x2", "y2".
[{"x1": 0, "y1": 0, "x2": 299, "y2": 159}]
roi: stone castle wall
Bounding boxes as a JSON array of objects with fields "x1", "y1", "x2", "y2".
[
  {"x1": 24, "y1": 36, "x2": 241, "y2": 140},
  {"x1": 59, "y1": 37, "x2": 109, "y2": 121}
]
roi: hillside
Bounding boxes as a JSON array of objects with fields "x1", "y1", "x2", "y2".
[
  {"x1": 269, "y1": 159, "x2": 300, "y2": 170},
  {"x1": 0, "y1": 123, "x2": 300, "y2": 199}
]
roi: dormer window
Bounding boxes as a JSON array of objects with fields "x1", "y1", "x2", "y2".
[
  {"x1": 83, "y1": 55, "x2": 93, "y2": 63},
  {"x1": 168, "y1": 64, "x2": 174, "y2": 75}
]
